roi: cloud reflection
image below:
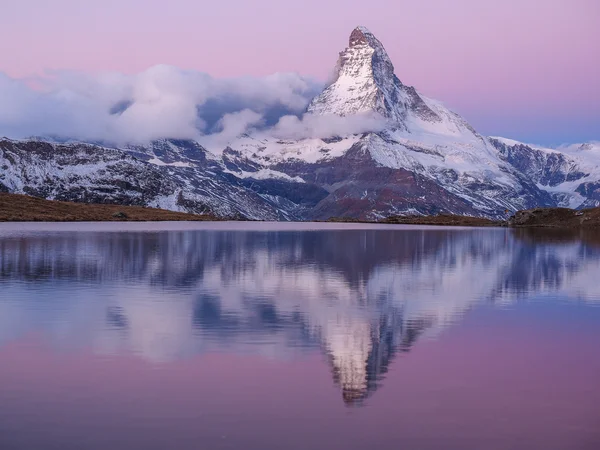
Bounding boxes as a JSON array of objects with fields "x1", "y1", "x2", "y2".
[{"x1": 1, "y1": 226, "x2": 599, "y2": 405}]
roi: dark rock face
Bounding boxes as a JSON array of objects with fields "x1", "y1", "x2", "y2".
[
  {"x1": 490, "y1": 138, "x2": 600, "y2": 209},
  {"x1": 240, "y1": 178, "x2": 329, "y2": 208},
  {"x1": 222, "y1": 147, "x2": 263, "y2": 173},
  {"x1": 126, "y1": 139, "x2": 209, "y2": 166},
  {"x1": 400, "y1": 85, "x2": 443, "y2": 124},
  {"x1": 288, "y1": 155, "x2": 480, "y2": 221},
  {"x1": 576, "y1": 182, "x2": 600, "y2": 203},
  {"x1": 490, "y1": 138, "x2": 588, "y2": 187},
  {"x1": 349, "y1": 27, "x2": 370, "y2": 47},
  {"x1": 0, "y1": 139, "x2": 179, "y2": 207}
]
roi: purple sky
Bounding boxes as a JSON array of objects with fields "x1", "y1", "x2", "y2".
[{"x1": 1, "y1": 0, "x2": 599, "y2": 144}]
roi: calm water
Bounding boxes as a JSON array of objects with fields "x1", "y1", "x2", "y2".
[{"x1": 0, "y1": 222, "x2": 599, "y2": 450}]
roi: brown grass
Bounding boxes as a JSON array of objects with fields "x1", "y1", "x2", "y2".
[
  {"x1": 0, "y1": 193, "x2": 217, "y2": 222},
  {"x1": 509, "y1": 207, "x2": 600, "y2": 228},
  {"x1": 381, "y1": 214, "x2": 499, "y2": 227}
]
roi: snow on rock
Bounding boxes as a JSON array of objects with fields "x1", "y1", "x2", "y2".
[
  {"x1": 1, "y1": 27, "x2": 598, "y2": 220},
  {"x1": 489, "y1": 138, "x2": 600, "y2": 208},
  {"x1": 307, "y1": 27, "x2": 441, "y2": 128}
]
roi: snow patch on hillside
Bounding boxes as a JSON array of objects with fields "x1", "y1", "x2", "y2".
[{"x1": 148, "y1": 157, "x2": 193, "y2": 167}]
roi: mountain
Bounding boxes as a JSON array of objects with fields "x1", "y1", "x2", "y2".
[
  {"x1": 1, "y1": 27, "x2": 599, "y2": 220},
  {"x1": 307, "y1": 26, "x2": 472, "y2": 132},
  {"x1": 489, "y1": 138, "x2": 600, "y2": 208},
  {"x1": 0, "y1": 138, "x2": 323, "y2": 220}
]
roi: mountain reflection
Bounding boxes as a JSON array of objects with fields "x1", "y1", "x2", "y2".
[{"x1": 1, "y1": 226, "x2": 600, "y2": 405}]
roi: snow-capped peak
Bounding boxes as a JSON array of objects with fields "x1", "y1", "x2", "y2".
[
  {"x1": 306, "y1": 26, "x2": 450, "y2": 132},
  {"x1": 347, "y1": 26, "x2": 395, "y2": 85},
  {"x1": 306, "y1": 26, "x2": 487, "y2": 147},
  {"x1": 307, "y1": 26, "x2": 398, "y2": 120}
]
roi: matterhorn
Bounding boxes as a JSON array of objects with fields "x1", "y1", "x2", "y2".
[{"x1": 1, "y1": 27, "x2": 598, "y2": 219}]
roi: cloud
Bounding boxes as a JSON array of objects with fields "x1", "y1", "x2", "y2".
[
  {"x1": 0, "y1": 66, "x2": 387, "y2": 147},
  {"x1": 271, "y1": 113, "x2": 388, "y2": 140},
  {"x1": 198, "y1": 109, "x2": 264, "y2": 149},
  {"x1": 555, "y1": 142, "x2": 600, "y2": 152},
  {"x1": 0, "y1": 66, "x2": 322, "y2": 145}
]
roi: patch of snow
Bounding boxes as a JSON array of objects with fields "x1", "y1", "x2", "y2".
[
  {"x1": 148, "y1": 157, "x2": 192, "y2": 167},
  {"x1": 225, "y1": 168, "x2": 305, "y2": 183},
  {"x1": 228, "y1": 134, "x2": 361, "y2": 164}
]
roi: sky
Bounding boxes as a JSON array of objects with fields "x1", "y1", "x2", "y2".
[{"x1": 1, "y1": 0, "x2": 599, "y2": 145}]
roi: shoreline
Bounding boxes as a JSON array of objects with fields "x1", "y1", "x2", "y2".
[
  {"x1": 0, "y1": 193, "x2": 217, "y2": 222},
  {"x1": 1, "y1": 193, "x2": 599, "y2": 228}
]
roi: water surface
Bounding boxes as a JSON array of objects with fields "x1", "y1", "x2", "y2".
[{"x1": 0, "y1": 223, "x2": 599, "y2": 450}]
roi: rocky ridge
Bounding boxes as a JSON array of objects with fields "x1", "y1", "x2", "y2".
[{"x1": 1, "y1": 27, "x2": 599, "y2": 220}]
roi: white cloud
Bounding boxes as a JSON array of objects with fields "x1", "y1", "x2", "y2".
[
  {"x1": 0, "y1": 66, "x2": 388, "y2": 146},
  {"x1": 0, "y1": 66, "x2": 322, "y2": 145},
  {"x1": 271, "y1": 112, "x2": 388, "y2": 140},
  {"x1": 198, "y1": 109, "x2": 264, "y2": 149}
]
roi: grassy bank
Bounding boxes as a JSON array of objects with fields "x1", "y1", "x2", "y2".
[{"x1": 0, "y1": 193, "x2": 216, "y2": 222}]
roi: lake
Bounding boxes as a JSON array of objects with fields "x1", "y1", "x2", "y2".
[{"x1": 0, "y1": 222, "x2": 599, "y2": 450}]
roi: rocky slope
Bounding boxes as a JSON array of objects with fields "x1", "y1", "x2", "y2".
[
  {"x1": 0, "y1": 138, "x2": 320, "y2": 220},
  {"x1": 490, "y1": 137, "x2": 600, "y2": 209},
  {"x1": 1, "y1": 27, "x2": 598, "y2": 220}
]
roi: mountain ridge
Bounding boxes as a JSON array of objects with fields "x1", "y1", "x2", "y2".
[{"x1": 1, "y1": 27, "x2": 598, "y2": 220}]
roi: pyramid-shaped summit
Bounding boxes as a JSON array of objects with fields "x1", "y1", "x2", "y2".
[
  {"x1": 347, "y1": 26, "x2": 395, "y2": 82},
  {"x1": 307, "y1": 26, "x2": 442, "y2": 128}
]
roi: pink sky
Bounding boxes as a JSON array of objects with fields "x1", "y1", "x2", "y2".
[{"x1": 1, "y1": 0, "x2": 599, "y2": 143}]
